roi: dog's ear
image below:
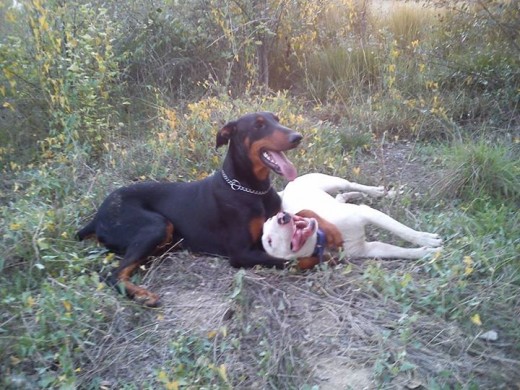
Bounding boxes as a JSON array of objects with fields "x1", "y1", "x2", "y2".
[{"x1": 216, "y1": 120, "x2": 237, "y2": 148}]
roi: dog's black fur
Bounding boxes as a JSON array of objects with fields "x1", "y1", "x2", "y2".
[{"x1": 77, "y1": 112, "x2": 303, "y2": 306}]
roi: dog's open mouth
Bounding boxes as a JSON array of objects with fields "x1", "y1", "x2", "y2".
[
  {"x1": 261, "y1": 150, "x2": 297, "y2": 181},
  {"x1": 290, "y1": 217, "x2": 316, "y2": 253}
]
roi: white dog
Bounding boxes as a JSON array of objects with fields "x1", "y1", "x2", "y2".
[{"x1": 262, "y1": 173, "x2": 442, "y2": 264}]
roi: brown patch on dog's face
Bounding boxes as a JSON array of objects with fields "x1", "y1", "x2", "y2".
[
  {"x1": 220, "y1": 112, "x2": 302, "y2": 182},
  {"x1": 248, "y1": 125, "x2": 300, "y2": 181}
]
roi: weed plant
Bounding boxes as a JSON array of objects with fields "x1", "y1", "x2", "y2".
[{"x1": 434, "y1": 140, "x2": 520, "y2": 201}]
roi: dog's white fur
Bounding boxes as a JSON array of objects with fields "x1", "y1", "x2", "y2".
[{"x1": 262, "y1": 173, "x2": 442, "y2": 260}]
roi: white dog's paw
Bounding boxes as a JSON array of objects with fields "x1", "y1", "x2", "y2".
[
  {"x1": 421, "y1": 246, "x2": 443, "y2": 256},
  {"x1": 366, "y1": 186, "x2": 387, "y2": 198},
  {"x1": 336, "y1": 192, "x2": 365, "y2": 203},
  {"x1": 414, "y1": 232, "x2": 443, "y2": 248},
  {"x1": 365, "y1": 186, "x2": 400, "y2": 199},
  {"x1": 384, "y1": 189, "x2": 397, "y2": 198}
]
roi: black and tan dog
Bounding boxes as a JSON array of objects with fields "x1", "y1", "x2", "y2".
[{"x1": 78, "y1": 112, "x2": 342, "y2": 306}]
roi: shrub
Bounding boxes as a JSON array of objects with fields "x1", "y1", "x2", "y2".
[
  {"x1": 380, "y1": 3, "x2": 434, "y2": 46},
  {"x1": 433, "y1": 140, "x2": 520, "y2": 201},
  {"x1": 424, "y1": 1, "x2": 520, "y2": 127},
  {"x1": 302, "y1": 46, "x2": 381, "y2": 103},
  {"x1": 0, "y1": 0, "x2": 126, "y2": 167}
]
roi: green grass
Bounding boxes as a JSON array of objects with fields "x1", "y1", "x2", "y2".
[
  {"x1": 380, "y1": 3, "x2": 436, "y2": 45},
  {"x1": 433, "y1": 140, "x2": 520, "y2": 201}
]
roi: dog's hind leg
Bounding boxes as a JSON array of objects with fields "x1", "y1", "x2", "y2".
[
  {"x1": 360, "y1": 241, "x2": 441, "y2": 259},
  {"x1": 77, "y1": 219, "x2": 97, "y2": 241},
  {"x1": 356, "y1": 205, "x2": 442, "y2": 248},
  {"x1": 298, "y1": 173, "x2": 390, "y2": 198},
  {"x1": 109, "y1": 218, "x2": 173, "y2": 307}
]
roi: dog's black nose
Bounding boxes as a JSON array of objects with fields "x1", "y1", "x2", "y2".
[
  {"x1": 277, "y1": 211, "x2": 292, "y2": 225},
  {"x1": 289, "y1": 132, "x2": 303, "y2": 145}
]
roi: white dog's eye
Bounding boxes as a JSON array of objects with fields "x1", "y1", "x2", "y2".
[{"x1": 267, "y1": 237, "x2": 272, "y2": 247}]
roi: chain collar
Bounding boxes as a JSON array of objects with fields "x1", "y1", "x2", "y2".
[{"x1": 221, "y1": 170, "x2": 272, "y2": 195}]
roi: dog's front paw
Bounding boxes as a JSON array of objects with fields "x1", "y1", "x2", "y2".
[
  {"x1": 366, "y1": 186, "x2": 387, "y2": 198},
  {"x1": 134, "y1": 290, "x2": 161, "y2": 307},
  {"x1": 375, "y1": 185, "x2": 404, "y2": 199},
  {"x1": 415, "y1": 232, "x2": 443, "y2": 248}
]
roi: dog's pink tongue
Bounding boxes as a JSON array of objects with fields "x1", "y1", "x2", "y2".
[
  {"x1": 271, "y1": 151, "x2": 297, "y2": 181},
  {"x1": 291, "y1": 219, "x2": 315, "y2": 252},
  {"x1": 291, "y1": 230, "x2": 306, "y2": 252}
]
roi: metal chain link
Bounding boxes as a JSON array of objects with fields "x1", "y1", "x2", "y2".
[{"x1": 221, "y1": 170, "x2": 272, "y2": 195}]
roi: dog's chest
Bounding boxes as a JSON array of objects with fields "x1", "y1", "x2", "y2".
[{"x1": 281, "y1": 187, "x2": 335, "y2": 215}]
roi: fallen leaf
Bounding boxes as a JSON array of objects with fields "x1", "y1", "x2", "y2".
[
  {"x1": 62, "y1": 300, "x2": 72, "y2": 312},
  {"x1": 471, "y1": 313, "x2": 482, "y2": 326}
]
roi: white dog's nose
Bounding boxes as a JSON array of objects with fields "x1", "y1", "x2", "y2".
[{"x1": 277, "y1": 211, "x2": 292, "y2": 225}]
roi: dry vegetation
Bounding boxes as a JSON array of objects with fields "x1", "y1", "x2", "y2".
[
  {"x1": 65, "y1": 142, "x2": 517, "y2": 389},
  {"x1": 77, "y1": 245, "x2": 519, "y2": 388}
]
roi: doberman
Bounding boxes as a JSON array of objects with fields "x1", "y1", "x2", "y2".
[{"x1": 77, "y1": 112, "x2": 343, "y2": 306}]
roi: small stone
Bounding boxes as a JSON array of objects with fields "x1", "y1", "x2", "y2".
[{"x1": 479, "y1": 330, "x2": 498, "y2": 341}]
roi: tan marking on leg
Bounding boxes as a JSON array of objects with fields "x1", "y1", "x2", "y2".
[
  {"x1": 249, "y1": 216, "x2": 265, "y2": 243},
  {"x1": 118, "y1": 263, "x2": 160, "y2": 307},
  {"x1": 297, "y1": 256, "x2": 320, "y2": 270},
  {"x1": 156, "y1": 221, "x2": 174, "y2": 250},
  {"x1": 297, "y1": 254, "x2": 337, "y2": 270}
]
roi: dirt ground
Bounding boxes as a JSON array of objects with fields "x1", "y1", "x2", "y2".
[{"x1": 81, "y1": 143, "x2": 519, "y2": 389}]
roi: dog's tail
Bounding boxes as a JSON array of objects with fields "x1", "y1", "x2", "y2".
[{"x1": 76, "y1": 219, "x2": 96, "y2": 241}]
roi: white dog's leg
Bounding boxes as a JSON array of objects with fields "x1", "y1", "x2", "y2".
[
  {"x1": 361, "y1": 242, "x2": 441, "y2": 259},
  {"x1": 356, "y1": 204, "x2": 442, "y2": 248},
  {"x1": 341, "y1": 182, "x2": 390, "y2": 198},
  {"x1": 335, "y1": 192, "x2": 365, "y2": 202},
  {"x1": 296, "y1": 173, "x2": 389, "y2": 198}
]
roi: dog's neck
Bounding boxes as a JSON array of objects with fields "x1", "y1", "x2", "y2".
[
  {"x1": 312, "y1": 229, "x2": 326, "y2": 263},
  {"x1": 221, "y1": 169, "x2": 272, "y2": 195},
  {"x1": 222, "y1": 146, "x2": 271, "y2": 194}
]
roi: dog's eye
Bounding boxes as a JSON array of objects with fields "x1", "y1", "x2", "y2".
[
  {"x1": 255, "y1": 117, "x2": 265, "y2": 129},
  {"x1": 267, "y1": 237, "x2": 272, "y2": 247}
]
